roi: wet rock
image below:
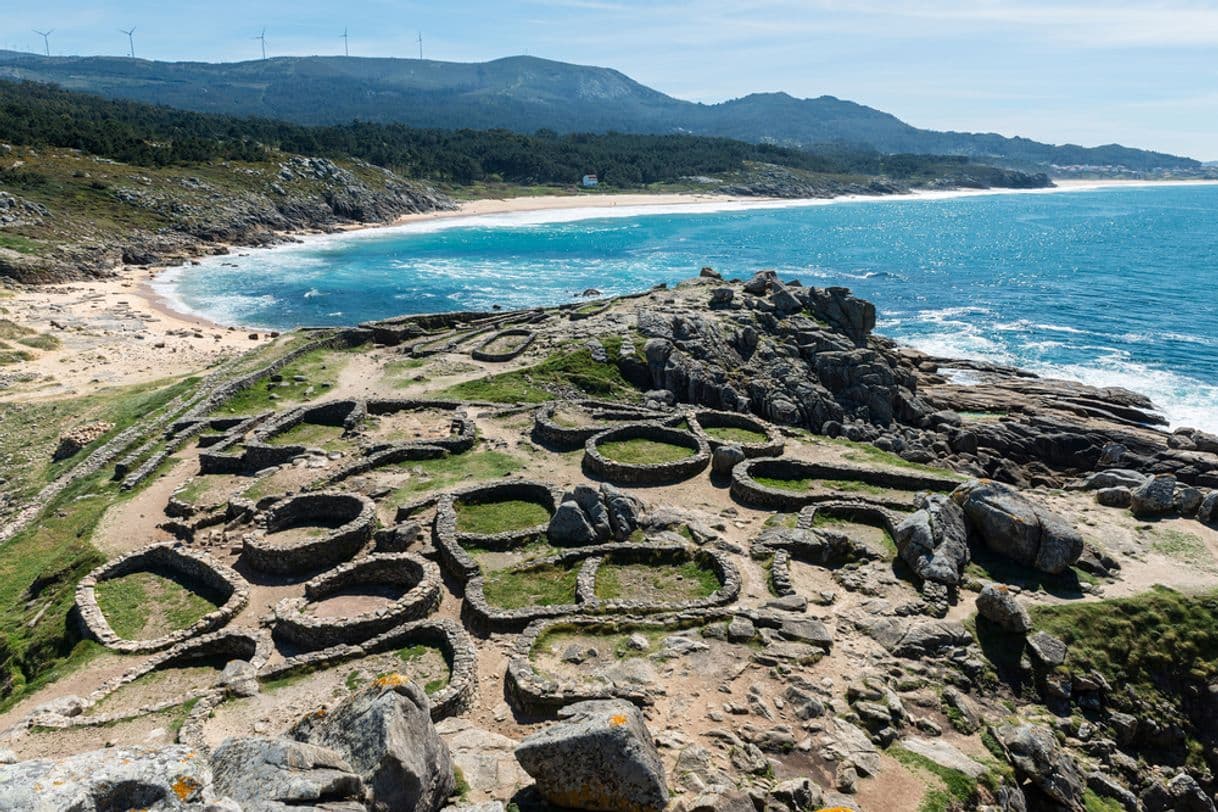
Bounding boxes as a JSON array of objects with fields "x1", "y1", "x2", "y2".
[
  {"x1": 976, "y1": 583, "x2": 1031, "y2": 633},
  {"x1": 210, "y1": 737, "x2": 364, "y2": 806},
  {"x1": 292, "y1": 679, "x2": 453, "y2": 812},
  {"x1": 514, "y1": 699, "x2": 669, "y2": 812}
]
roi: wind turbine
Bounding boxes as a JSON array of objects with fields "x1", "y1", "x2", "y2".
[
  {"x1": 120, "y1": 26, "x2": 136, "y2": 58},
  {"x1": 33, "y1": 29, "x2": 52, "y2": 56},
  {"x1": 417, "y1": 31, "x2": 423, "y2": 60},
  {"x1": 340, "y1": 27, "x2": 348, "y2": 57},
  {"x1": 254, "y1": 27, "x2": 267, "y2": 60}
]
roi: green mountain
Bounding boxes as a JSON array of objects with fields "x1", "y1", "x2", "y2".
[{"x1": 0, "y1": 50, "x2": 1198, "y2": 171}]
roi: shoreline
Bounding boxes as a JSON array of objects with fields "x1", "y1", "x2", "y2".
[{"x1": 5, "y1": 177, "x2": 1216, "y2": 402}]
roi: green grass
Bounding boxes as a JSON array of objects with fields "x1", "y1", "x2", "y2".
[
  {"x1": 455, "y1": 498, "x2": 551, "y2": 535},
  {"x1": 754, "y1": 475, "x2": 813, "y2": 492},
  {"x1": 0, "y1": 376, "x2": 197, "y2": 503},
  {"x1": 595, "y1": 560, "x2": 720, "y2": 601},
  {"x1": 265, "y1": 421, "x2": 349, "y2": 451},
  {"x1": 535, "y1": 626, "x2": 668, "y2": 662},
  {"x1": 0, "y1": 233, "x2": 45, "y2": 255},
  {"x1": 0, "y1": 318, "x2": 33, "y2": 339},
  {"x1": 388, "y1": 449, "x2": 525, "y2": 501},
  {"x1": 1083, "y1": 790, "x2": 1125, "y2": 812},
  {"x1": 889, "y1": 746, "x2": 981, "y2": 812},
  {"x1": 0, "y1": 374, "x2": 203, "y2": 711},
  {"x1": 213, "y1": 345, "x2": 354, "y2": 415},
  {"x1": 800, "y1": 432, "x2": 967, "y2": 478},
  {"x1": 703, "y1": 425, "x2": 767, "y2": 444},
  {"x1": 597, "y1": 438, "x2": 695, "y2": 465},
  {"x1": 438, "y1": 338, "x2": 638, "y2": 404},
  {"x1": 0, "y1": 345, "x2": 33, "y2": 365},
  {"x1": 1032, "y1": 585, "x2": 1218, "y2": 693},
  {"x1": 382, "y1": 357, "x2": 427, "y2": 388},
  {"x1": 1144, "y1": 527, "x2": 1214, "y2": 570},
  {"x1": 820, "y1": 478, "x2": 888, "y2": 495},
  {"x1": 15, "y1": 333, "x2": 60, "y2": 350},
  {"x1": 482, "y1": 564, "x2": 579, "y2": 609},
  {"x1": 93, "y1": 571, "x2": 219, "y2": 640}
]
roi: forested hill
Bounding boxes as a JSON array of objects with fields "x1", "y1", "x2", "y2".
[
  {"x1": 0, "y1": 80, "x2": 1046, "y2": 189},
  {"x1": 0, "y1": 50, "x2": 1198, "y2": 172}
]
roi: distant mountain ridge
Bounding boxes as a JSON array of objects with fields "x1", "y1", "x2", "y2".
[{"x1": 0, "y1": 50, "x2": 1198, "y2": 171}]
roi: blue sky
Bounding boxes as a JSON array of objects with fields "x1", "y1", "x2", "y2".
[{"x1": 6, "y1": 1, "x2": 1217, "y2": 159}]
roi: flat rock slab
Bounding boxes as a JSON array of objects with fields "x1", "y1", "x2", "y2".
[
  {"x1": 515, "y1": 699, "x2": 669, "y2": 812},
  {"x1": 901, "y1": 736, "x2": 987, "y2": 779}
]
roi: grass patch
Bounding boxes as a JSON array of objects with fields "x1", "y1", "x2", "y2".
[
  {"x1": 703, "y1": 425, "x2": 767, "y2": 444},
  {"x1": 597, "y1": 438, "x2": 695, "y2": 465},
  {"x1": 801, "y1": 432, "x2": 967, "y2": 478},
  {"x1": 889, "y1": 745, "x2": 980, "y2": 812},
  {"x1": 15, "y1": 333, "x2": 60, "y2": 350},
  {"x1": 438, "y1": 339, "x2": 638, "y2": 404},
  {"x1": 1144, "y1": 527, "x2": 1214, "y2": 570},
  {"x1": 383, "y1": 356, "x2": 427, "y2": 388},
  {"x1": 264, "y1": 421, "x2": 349, "y2": 451},
  {"x1": 755, "y1": 475, "x2": 812, "y2": 492},
  {"x1": 1083, "y1": 790, "x2": 1125, "y2": 812},
  {"x1": 455, "y1": 498, "x2": 551, "y2": 535},
  {"x1": 1032, "y1": 585, "x2": 1218, "y2": 694},
  {"x1": 388, "y1": 449, "x2": 524, "y2": 500},
  {"x1": 213, "y1": 346, "x2": 355, "y2": 414},
  {"x1": 93, "y1": 571, "x2": 219, "y2": 640},
  {"x1": 0, "y1": 233, "x2": 45, "y2": 254},
  {"x1": 482, "y1": 564, "x2": 578, "y2": 609},
  {"x1": 0, "y1": 345, "x2": 33, "y2": 365},
  {"x1": 595, "y1": 560, "x2": 720, "y2": 601}
]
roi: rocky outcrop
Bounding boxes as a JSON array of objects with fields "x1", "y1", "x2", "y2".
[
  {"x1": 995, "y1": 723, "x2": 1086, "y2": 809},
  {"x1": 514, "y1": 699, "x2": 669, "y2": 812},
  {"x1": 0, "y1": 745, "x2": 212, "y2": 810},
  {"x1": 292, "y1": 679, "x2": 454, "y2": 812},
  {"x1": 210, "y1": 737, "x2": 365, "y2": 807},
  {"x1": 547, "y1": 484, "x2": 643, "y2": 545},
  {"x1": 894, "y1": 493, "x2": 970, "y2": 585},
  {"x1": 952, "y1": 480, "x2": 1084, "y2": 574},
  {"x1": 976, "y1": 583, "x2": 1031, "y2": 633}
]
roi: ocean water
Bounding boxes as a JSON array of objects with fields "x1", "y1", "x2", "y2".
[{"x1": 159, "y1": 184, "x2": 1218, "y2": 432}]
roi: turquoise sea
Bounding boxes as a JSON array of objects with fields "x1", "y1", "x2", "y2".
[{"x1": 159, "y1": 183, "x2": 1218, "y2": 432}]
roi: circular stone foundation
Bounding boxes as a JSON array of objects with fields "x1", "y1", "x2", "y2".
[
  {"x1": 272, "y1": 553, "x2": 442, "y2": 649},
  {"x1": 690, "y1": 409, "x2": 784, "y2": 458},
  {"x1": 75, "y1": 542, "x2": 249, "y2": 654},
  {"x1": 243, "y1": 491, "x2": 376, "y2": 575},
  {"x1": 583, "y1": 424, "x2": 709, "y2": 485},
  {"x1": 471, "y1": 328, "x2": 537, "y2": 362},
  {"x1": 79, "y1": 628, "x2": 270, "y2": 724}
]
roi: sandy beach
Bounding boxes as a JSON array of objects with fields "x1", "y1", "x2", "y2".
[{"x1": 3, "y1": 179, "x2": 1214, "y2": 401}]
